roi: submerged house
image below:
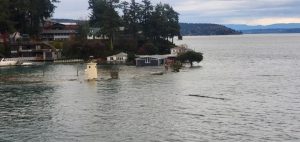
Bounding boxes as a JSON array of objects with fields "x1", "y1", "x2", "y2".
[
  {"x1": 107, "y1": 52, "x2": 128, "y2": 63},
  {"x1": 10, "y1": 42, "x2": 60, "y2": 61},
  {"x1": 135, "y1": 55, "x2": 176, "y2": 67}
]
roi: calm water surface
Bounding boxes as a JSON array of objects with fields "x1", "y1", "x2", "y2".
[{"x1": 1, "y1": 34, "x2": 300, "y2": 142}]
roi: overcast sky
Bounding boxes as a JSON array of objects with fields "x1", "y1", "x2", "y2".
[{"x1": 53, "y1": 0, "x2": 300, "y2": 25}]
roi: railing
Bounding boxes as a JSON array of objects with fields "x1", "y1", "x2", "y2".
[
  {"x1": 54, "y1": 59, "x2": 84, "y2": 63},
  {"x1": 5, "y1": 57, "x2": 37, "y2": 61}
]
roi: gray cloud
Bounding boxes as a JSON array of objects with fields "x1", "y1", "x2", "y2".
[
  {"x1": 53, "y1": 0, "x2": 90, "y2": 20},
  {"x1": 53, "y1": 0, "x2": 300, "y2": 25}
]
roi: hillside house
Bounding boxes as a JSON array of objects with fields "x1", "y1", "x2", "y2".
[
  {"x1": 87, "y1": 28, "x2": 104, "y2": 40},
  {"x1": 41, "y1": 21, "x2": 79, "y2": 41}
]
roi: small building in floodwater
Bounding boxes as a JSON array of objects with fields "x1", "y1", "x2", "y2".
[
  {"x1": 135, "y1": 55, "x2": 176, "y2": 67},
  {"x1": 107, "y1": 52, "x2": 128, "y2": 63}
]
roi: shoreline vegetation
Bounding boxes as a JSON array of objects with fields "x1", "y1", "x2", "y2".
[
  {"x1": 0, "y1": 0, "x2": 235, "y2": 63},
  {"x1": 0, "y1": 0, "x2": 207, "y2": 68},
  {"x1": 1, "y1": 0, "x2": 181, "y2": 62},
  {"x1": 64, "y1": 0, "x2": 183, "y2": 62}
]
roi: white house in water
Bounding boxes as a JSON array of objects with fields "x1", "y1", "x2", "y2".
[
  {"x1": 107, "y1": 52, "x2": 128, "y2": 63},
  {"x1": 171, "y1": 44, "x2": 191, "y2": 56}
]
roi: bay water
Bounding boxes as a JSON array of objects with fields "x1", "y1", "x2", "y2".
[{"x1": 1, "y1": 34, "x2": 300, "y2": 141}]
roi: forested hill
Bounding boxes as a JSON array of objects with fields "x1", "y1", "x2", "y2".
[{"x1": 180, "y1": 23, "x2": 242, "y2": 36}]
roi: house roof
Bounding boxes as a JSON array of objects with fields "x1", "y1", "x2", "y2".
[
  {"x1": 172, "y1": 44, "x2": 189, "y2": 50},
  {"x1": 107, "y1": 52, "x2": 128, "y2": 58},
  {"x1": 42, "y1": 30, "x2": 77, "y2": 34},
  {"x1": 60, "y1": 22, "x2": 77, "y2": 26},
  {"x1": 136, "y1": 54, "x2": 176, "y2": 60}
]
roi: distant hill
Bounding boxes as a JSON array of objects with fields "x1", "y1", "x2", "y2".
[
  {"x1": 226, "y1": 23, "x2": 300, "y2": 34},
  {"x1": 242, "y1": 28, "x2": 300, "y2": 34},
  {"x1": 180, "y1": 23, "x2": 242, "y2": 36},
  {"x1": 226, "y1": 23, "x2": 300, "y2": 30}
]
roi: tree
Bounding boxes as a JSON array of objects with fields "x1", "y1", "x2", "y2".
[
  {"x1": 89, "y1": 0, "x2": 180, "y2": 55},
  {"x1": 120, "y1": 0, "x2": 143, "y2": 50},
  {"x1": 149, "y1": 3, "x2": 180, "y2": 41},
  {"x1": 120, "y1": 1, "x2": 130, "y2": 29},
  {"x1": 77, "y1": 21, "x2": 90, "y2": 41},
  {"x1": 0, "y1": 0, "x2": 13, "y2": 33},
  {"x1": 140, "y1": 0, "x2": 153, "y2": 38},
  {"x1": 171, "y1": 61, "x2": 182, "y2": 72},
  {"x1": 0, "y1": 0, "x2": 13, "y2": 56},
  {"x1": 127, "y1": 0, "x2": 142, "y2": 36},
  {"x1": 164, "y1": 5, "x2": 180, "y2": 43},
  {"x1": 8, "y1": 0, "x2": 59, "y2": 37},
  {"x1": 138, "y1": 41, "x2": 158, "y2": 55},
  {"x1": 150, "y1": 3, "x2": 167, "y2": 40},
  {"x1": 177, "y1": 51, "x2": 203, "y2": 67},
  {"x1": 89, "y1": 0, "x2": 122, "y2": 50}
]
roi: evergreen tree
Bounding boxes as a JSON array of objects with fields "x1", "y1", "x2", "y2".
[
  {"x1": 89, "y1": 0, "x2": 122, "y2": 50},
  {"x1": 0, "y1": 0, "x2": 13, "y2": 33},
  {"x1": 0, "y1": 0, "x2": 13, "y2": 56},
  {"x1": 89, "y1": 0, "x2": 180, "y2": 54},
  {"x1": 8, "y1": 0, "x2": 59, "y2": 37},
  {"x1": 164, "y1": 5, "x2": 180, "y2": 43},
  {"x1": 150, "y1": 3, "x2": 180, "y2": 41},
  {"x1": 127, "y1": 0, "x2": 142, "y2": 37},
  {"x1": 140, "y1": 0, "x2": 153, "y2": 39}
]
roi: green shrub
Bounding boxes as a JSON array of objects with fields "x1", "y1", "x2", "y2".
[
  {"x1": 171, "y1": 61, "x2": 182, "y2": 72},
  {"x1": 177, "y1": 50, "x2": 203, "y2": 67}
]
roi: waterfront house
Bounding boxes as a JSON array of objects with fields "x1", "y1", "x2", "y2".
[
  {"x1": 10, "y1": 42, "x2": 61, "y2": 61},
  {"x1": 135, "y1": 55, "x2": 176, "y2": 67},
  {"x1": 135, "y1": 55, "x2": 165, "y2": 66},
  {"x1": 41, "y1": 20, "x2": 79, "y2": 41},
  {"x1": 107, "y1": 52, "x2": 128, "y2": 63},
  {"x1": 171, "y1": 44, "x2": 191, "y2": 56}
]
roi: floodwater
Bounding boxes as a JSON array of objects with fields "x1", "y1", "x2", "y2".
[{"x1": 1, "y1": 34, "x2": 300, "y2": 142}]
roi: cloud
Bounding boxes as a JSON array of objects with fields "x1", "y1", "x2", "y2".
[
  {"x1": 228, "y1": 17, "x2": 300, "y2": 25},
  {"x1": 53, "y1": 0, "x2": 300, "y2": 25},
  {"x1": 53, "y1": 0, "x2": 90, "y2": 20},
  {"x1": 170, "y1": 0, "x2": 300, "y2": 24}
]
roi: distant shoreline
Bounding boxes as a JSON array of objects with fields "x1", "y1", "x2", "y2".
[{"x1": 179, "y1": 33, "x2": 300, "y2": 37}]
